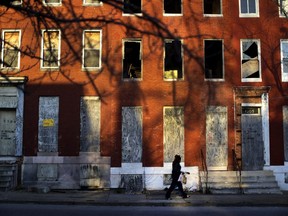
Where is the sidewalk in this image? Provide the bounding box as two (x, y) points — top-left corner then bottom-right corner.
(1, 189), (288, 207)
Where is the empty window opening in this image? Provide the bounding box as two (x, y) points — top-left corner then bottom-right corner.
(204, 40), (223, 79)
(123, 0), (141, 14)
(204, 0), (222, 15)
(123, 40), (142, 79)
(164, 40), (183, 80)
(164, 0), (182, 14)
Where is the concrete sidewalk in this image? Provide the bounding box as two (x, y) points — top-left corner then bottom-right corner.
(1, 189), (288, 207)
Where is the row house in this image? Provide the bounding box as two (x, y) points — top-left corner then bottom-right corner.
(0, 0), (288, 192)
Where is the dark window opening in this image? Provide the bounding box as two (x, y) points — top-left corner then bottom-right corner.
(164, 40), (183, 79)
(123, 0), (141, 14)
(204, 40), (223, 79)
(123, 41), (142, 79)
(164, 0), (182, 14)
(204, 0), (221, 14)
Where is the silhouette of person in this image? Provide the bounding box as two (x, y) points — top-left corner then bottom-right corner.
(165, 154), (189, 199)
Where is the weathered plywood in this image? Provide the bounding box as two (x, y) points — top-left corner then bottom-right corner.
(120, 174), (143, 193)
(164, 107), (184, 162)
(206, 106), (228, 169)
(80, 97), (100, 152)
(0, 110), (16, 155)
(38, 97), (59, 152)
(283, 106), (288, 161)
(122, 107), (142, 163)
(241, 114), (264, 170)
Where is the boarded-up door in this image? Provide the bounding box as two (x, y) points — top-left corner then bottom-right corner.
(0, 109), (16, 155)
(241, 110), (264, 170)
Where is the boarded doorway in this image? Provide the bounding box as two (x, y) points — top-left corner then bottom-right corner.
(241, 106), (264, 170)
(0, 109), (16, 155)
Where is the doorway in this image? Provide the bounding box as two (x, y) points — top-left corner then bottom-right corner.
(241, 106), (264, 170)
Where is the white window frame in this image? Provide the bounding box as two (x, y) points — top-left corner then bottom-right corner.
(163, 39), (184, 81)
(11, 0), (22, 5)
(122, 39), (142, 80)
(203, 0), (223, 17)
(82, 30), (102, 71)
(163, 0), (183, 16)
(281, 39), (288, 82)
(204, 39), (224, 81)
(43, 0), (62, 6)
(239, 0), (259, 17)
(1, 30), (21, 69)
(279, 0), (288, 17)
(41, 29), (61, 69)
(240, 39), (261, 82)
(83, 0), (102, 6)
(122, 0), (142, 16)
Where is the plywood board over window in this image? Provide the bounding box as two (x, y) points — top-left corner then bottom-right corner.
(164, 107), (184, 162)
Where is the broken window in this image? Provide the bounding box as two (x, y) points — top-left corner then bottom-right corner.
(164, 40), (183, 80)
(281, 40), (288, 81)
(83, 30), (101, 69)
(123, 0), (142, 14)
(204, 40), (223, 79)
(241, 39), (261, 81)
(239, 0), (259, 17)
(204, 0), (222, 15)
(123, 40), (142, 79)
(1, 30), (21, 68)
(164, 0), (182, 14)
(279, 0), (288, 17)
(41, 30), (60, 69)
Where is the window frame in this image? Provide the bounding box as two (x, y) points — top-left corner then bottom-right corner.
(240, 39), (261, 82)
(43, 0), (62, 6)
(82, 30), (102, 71)
(281, 39), (288, 82)
(239, 0), (259, 17)
(11, 0), (22, 5)
(203, 0), (223, 17)
(41, 29), (61, 70)
(163, 39), (184, 81)
(122, 0), (142, 16)
(122, 39), (142, 81)
(83, 0), (102, 6)
(204, 39), (224, 81)
(163, 0), (183, 16)
(1, 29), (21, 69)
(279, 0), (288, 17)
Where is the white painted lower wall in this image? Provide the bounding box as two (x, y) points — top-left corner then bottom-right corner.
(265, 162), (288, 191)
(110, 162), (199, 191)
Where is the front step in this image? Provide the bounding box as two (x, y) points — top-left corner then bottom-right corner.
(200, 170), (282, 194)
(0, 164), (18, 191)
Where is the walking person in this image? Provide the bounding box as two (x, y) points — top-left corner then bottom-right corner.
(165, 154), (190, 199)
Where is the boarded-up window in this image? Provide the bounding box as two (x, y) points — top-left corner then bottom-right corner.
(123, 40), (142, 79)
(281, 40), (288, 82)
(1, 30), (20, 68)
(164, 0), (182, 14)
(283, 106), (288, 161)
(123, 0), (141, 14)
(122, 107), (142, 163)
(83, 30), (101, 69)
(41, 30), (60, 68)
(164, 107), (184, 162)
(164, 40), (183, 80)
(80, 97), (101, 152)
(206, 106), (228, 169)
(38, 97), (59, 152)
(241, 40), (261, 81)
(204, 0), (222, 15)
(204, 40), (223, 79)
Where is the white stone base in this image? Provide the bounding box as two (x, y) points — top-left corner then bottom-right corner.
(264, 162), (288, 191)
